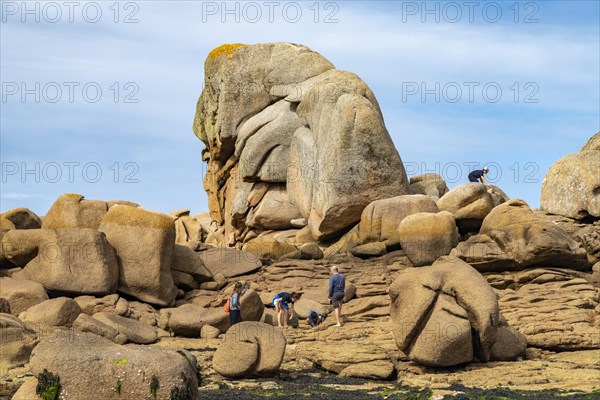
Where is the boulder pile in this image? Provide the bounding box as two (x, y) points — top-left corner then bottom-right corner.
(1, 44), (599, 398)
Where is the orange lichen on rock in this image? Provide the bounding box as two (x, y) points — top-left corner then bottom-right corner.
(208, 43), (246, 60)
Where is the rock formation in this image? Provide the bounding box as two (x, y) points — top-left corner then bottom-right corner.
(193, 42), (409, 247)
(389, 256), (501, 366)
(452, 199), (589, 272)
(212, 321), (286, 377)
(541, 131), (600, 220)
(1, 47), (599, 398)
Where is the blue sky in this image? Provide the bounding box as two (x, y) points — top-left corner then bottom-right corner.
(1, 1), (599, 216)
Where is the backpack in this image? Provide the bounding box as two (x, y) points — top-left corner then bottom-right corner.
(224, 298), (230, 313)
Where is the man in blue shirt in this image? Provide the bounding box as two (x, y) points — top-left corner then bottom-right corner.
(328, 266), (346, 327)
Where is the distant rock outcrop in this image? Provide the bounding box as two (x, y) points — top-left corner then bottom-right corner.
(193, 42), (409, 247)
(541, 131), (600, 220)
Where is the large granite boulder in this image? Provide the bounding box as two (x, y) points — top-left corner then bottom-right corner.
(199, 247), (262, 278)
(0, 277), (48, 315)
(29, 332), (199, 400)
(0, 207), (41, 230)
(397, 211), (459, 266)
(92, 312), (157, 344)
(541, 133), (600, 220)
(452, 199), (589, 272)
(0, 313), (38, 373)
(408, 173), (449, 199)
(20, 297), (81, 327)
(172, 244), (213, 283)
(43, 193), (108, 229)
(1, 228), (44, 267)
(325, 195), (439, 256)
(98, 205), (178, 306)
(389, 256), (500, 367)
(212, 322), (286, 378)
(194, 42), (409, 245)
(72, 313), (127, 344)
(11, 228), (119, 296)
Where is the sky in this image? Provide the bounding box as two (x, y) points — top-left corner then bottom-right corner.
(1, 0), (599, 216)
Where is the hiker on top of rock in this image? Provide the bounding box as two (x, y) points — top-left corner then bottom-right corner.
(229, 282), (243, 326)
(468, 167), (490, 185)
(272, 292), (301, 327)
(328, 266), (346, 327)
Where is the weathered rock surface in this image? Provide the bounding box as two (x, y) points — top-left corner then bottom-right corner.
(172, 244), (213, 282)
(389, 257), (500, 366)
(0, 313), (38, 373)
(580, 131), (600, 152)
(397, 211), (459, 266)
(296, 341), (395, 380)
(13, 228), (119, 296)
(0, 208), (41, 230)
(99, 205), (178, 306)
(326, 195), (439, 256)
(92, 312), (158, 344)
(541, 146), (600, 220)
(437, 183), (496, 232)
(243, 233), (298, 260)
(43, 193), (108, 229)
(72, 313), (127, 344)
(487, 268), (600, 350)
(408, 173), (449, 199)
(213, 322), (286, 377)
(199, 247), (262, 278)
(29, 332), (199, 400)
(74, 294), (129, 316)
(194, 42), (409, 246)
(535, 212), (600, 264)
(20, 297), (81, 327)
(1, 228), (44, 267)
(452, 199), (589, 272)
(0, 277), (48, 315)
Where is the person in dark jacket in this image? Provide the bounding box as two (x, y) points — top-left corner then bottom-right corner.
(229, 282), (243, 326)
(307, 310), (327, 328)
(328, 266), (346, 327)
(468, 167), (489, 184)
(272, 291), (300, 327)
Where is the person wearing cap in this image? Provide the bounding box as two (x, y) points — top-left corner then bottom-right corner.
(468, 167), (490, 184)
(328, 266), (346, 327)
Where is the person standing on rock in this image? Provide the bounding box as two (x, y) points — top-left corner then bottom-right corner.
(468, 167), (490, 184)
(328, 266), (346, 327)
(272, 292), (300, 327)
(229, 282), (243, 326)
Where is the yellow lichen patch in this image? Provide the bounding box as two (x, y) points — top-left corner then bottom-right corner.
(61, 193), (85, 202)
(100, 205), (174, 230)
(208, 43), (246, 60)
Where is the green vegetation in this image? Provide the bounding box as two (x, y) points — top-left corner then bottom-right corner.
(197, 373), (600, 400)
(150, 375), (159, 399)
(109, 357), (129, 367)
(114, 379), (122, 395)
(35, 369), (61, 400)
